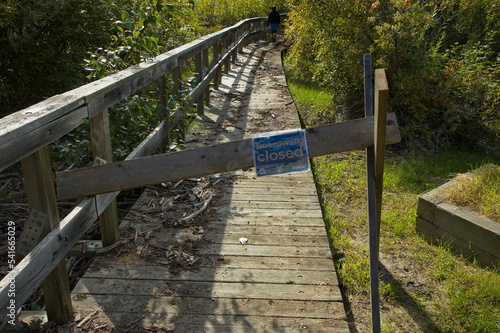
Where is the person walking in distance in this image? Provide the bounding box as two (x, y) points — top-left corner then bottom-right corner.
(268, 6), (280, 42)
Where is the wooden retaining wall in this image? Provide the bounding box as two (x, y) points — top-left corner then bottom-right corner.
(416, 167), (500, 268)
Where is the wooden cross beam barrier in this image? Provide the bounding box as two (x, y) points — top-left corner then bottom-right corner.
(56, 115), (401, 200)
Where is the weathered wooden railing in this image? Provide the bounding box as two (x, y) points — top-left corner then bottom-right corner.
(0, 16), (271, 328)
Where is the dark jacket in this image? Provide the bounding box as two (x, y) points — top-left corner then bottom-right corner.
(268, 10), (280, 24)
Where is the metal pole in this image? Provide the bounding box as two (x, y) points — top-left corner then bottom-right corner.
(364, 53), (381, 333)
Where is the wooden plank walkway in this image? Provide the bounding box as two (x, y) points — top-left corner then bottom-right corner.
(71, 40), (350, 332)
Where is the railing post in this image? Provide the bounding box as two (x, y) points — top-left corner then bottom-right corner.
(224, 35), (231, 74)
(157, 74), (169, 120)
(21, 146), (73, 324)
(217, 41), (223, 86)
(158, 74), (171, 151)
(238, 26), (243, 54)
(231, 30), (237, 64)
(203, 48), (210, 106)
(195, 53), (204, 115)
(172, 65), (185, 141)
(90, 109), (120, 246)
(213, 42), (220, 90)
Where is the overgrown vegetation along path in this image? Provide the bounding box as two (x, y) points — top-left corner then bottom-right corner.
(68, 40), (350, 332)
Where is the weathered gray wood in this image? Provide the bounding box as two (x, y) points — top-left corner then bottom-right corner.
(0, 94), (84, 144)
(0, 197), (97, 328)
(200, 255), (336, 271)
(213, 214), (322, 225)
(72, 295), (344, 319)
(224, 35), (231, 74)
(83, 266), (336, 284)
(217, 200), (321, 210)
(73, 278), (341, 300)
(210, 221), (329, 232)
(188, 40), (239, 103)
(56, 114), (400, 199)
(213, 42), (221, 90)
(90, 110), (120, 246)
(0, 104), (87, 172)
(374, 68), (389, 232)
(214, 207), (323, 218)
(224, 193), (321, 203)
(416, 216), (499, 267)
(203, 48), (210, 106)
(195, 52), (204, 115)
(195, 243), (331, 258)
(364, 54), (381, 333)
(119, 223), (328, 244)
(434, 202), (499, 258)
(66, 311), (349, 333)
(126, 116), (178, 160)
(20, 147), (73, 324)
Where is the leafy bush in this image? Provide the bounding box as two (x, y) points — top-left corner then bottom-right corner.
(194, 0), (288, 28)
(284, 0), (500, 154)
(0, 0), (111, 116)
(85, 0), (205, 80)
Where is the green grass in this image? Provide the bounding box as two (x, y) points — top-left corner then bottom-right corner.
(287, 81), (500, 332)
(444, 164), (500, 222)
(287, 80), (332, 127)
(314, 151), (500, 332)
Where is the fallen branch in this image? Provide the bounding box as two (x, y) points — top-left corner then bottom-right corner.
(0, 173), (18, 181)
(77, 310), (98, 328)
(95, 239), (128, 255)
(181, 194), (213, 221)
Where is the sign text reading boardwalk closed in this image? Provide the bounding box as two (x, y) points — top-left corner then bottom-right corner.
(252, 129), (310, 177)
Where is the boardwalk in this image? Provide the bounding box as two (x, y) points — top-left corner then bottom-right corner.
(71, 41), (350, 332)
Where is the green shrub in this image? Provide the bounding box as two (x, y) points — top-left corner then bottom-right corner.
(0, 0), (111, 116)
(284, 0), (500, 154)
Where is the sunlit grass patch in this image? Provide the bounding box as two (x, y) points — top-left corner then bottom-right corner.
(286, 80), (332, 127)
(444, 164), (500, 222)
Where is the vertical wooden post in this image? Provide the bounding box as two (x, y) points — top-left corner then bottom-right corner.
(203, 48), (210, 106)
(158, 74), (169, 120)
(195, 53), (204, 115)
(224, 35), (231, 74)
(231, 31), (237, 64)
(374, 69), (389, 235)
(172, 65), (182, 105)
(217, 41), (223, 86)
(158, 74), (171, 152)
(90, 110), (119, 246)
(238, 27), (244, 54)
(213, 42), (220, 90)
(172, 65), (185, 141)
(21, 147), (73, 324)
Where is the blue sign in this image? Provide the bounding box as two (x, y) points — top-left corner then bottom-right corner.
(252, 129), (310, 177)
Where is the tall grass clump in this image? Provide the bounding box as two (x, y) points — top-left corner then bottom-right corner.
(444, 164), (500, 222)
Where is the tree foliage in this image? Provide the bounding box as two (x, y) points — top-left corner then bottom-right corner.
(0, 0), (111, 116)
(85, 0), (205, 80)
(194, 0), (288, 28)
(284, 0), (500, 153)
